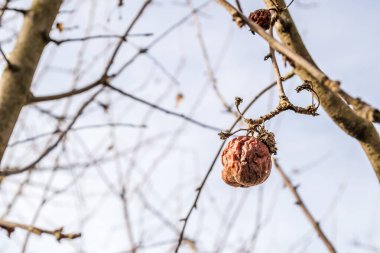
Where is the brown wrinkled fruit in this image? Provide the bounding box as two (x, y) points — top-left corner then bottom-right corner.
(249, 9), (271, 30)
(221, 136), (272, 187)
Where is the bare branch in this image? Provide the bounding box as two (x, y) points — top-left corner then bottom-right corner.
(335, 87), (380, 124)
(273, 158), (337, 253)
(111, 0), (212, 78)
(103, 0), (152, 75)
(0, 7), (27, 15)
(0, 88), (104, 177)
(246, 95), (318, 126)
(7, 122), (147, 148)
(106, 83), (222, 132)
(120, 186), (138, 253)
(0, 0), (63, 161)
(0, 219), (80, 241)
(216, 0), (380, 181)
(268, 24), (286, 98)
(48, 33), (153, 45)
(235, 0), (244, 13)
(0, 43), (17, 70)
(28, 79), (104, 103)
(174, 73), (295, 252)
(187, 0), (234, 114)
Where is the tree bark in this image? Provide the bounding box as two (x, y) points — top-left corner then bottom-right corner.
(264, 0), (380, 181)
(0, 0), (62, 162)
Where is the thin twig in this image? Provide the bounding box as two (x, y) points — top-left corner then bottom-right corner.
(111, 0), (212, 78)
(7, 122), (146, 148)
(0, 219), (80, 241)
(214, 191), (251, 252)
(29, 0), (152, 104)
(235, 0), (243, 13)
(264, 0), (380, 179)
(28, 79), (105, 103)
(273, 158), (337, 253)
(174, 73), (295, 252)
(31, 105), (68, 120)
(187, 0), (234, 113)
(21, 156), (62, 252)
(174, 140), (226, 253)
(0, 88), (104, 177)
(287, 0), (296, 8)
(144, 52), (181, 86)
(0, 43), (16, 69)
(120, 186), (138, 253)
(268, 24), (286, 98)
(215, 0), (327, 84)
(222, 0), (380, 124)
(1, 171), (33, 218)
(49, 33), (153, 45)
(0, 0), (12, 26)
(0, 7), (27, 15)
(106, 83), (222, 132)
(103, 0), (152, 75)
(245, 186), (264, 252)
(245, 94), (318, 126)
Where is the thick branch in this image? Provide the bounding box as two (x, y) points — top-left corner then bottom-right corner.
(337, 88), (380, 123)
(0, 0), (63, 162)
(216, 0), (380, 181)
(263, 0), (380, 181)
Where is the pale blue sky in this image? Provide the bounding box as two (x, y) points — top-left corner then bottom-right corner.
(0, 0), (379, 252)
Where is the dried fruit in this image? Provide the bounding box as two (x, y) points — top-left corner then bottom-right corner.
(221, 136), (272, 187)
(249, 9), (271, 30)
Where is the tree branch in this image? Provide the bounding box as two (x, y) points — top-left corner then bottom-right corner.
(268, 24), (286, 98)
(174, 73), (295, 252)
(7, 122), (146, 148)
(187, 0), (234, 114)
(216, 0), (380, 181)
(28, 79), (104, 103)
(335, 86), (380, 124)
(0, 88), (103, 177)
(0, 219), (80, 241)
(105, 83), (222, 132)
(0, 7), (28, 15)
(48, 33), (153, 45)
(0, 0), (63, 162)
(273, 158), (337, 253)
(0, 43), (17, 70)
(262, 0), (380, 181)
(103, 0), (152, 75)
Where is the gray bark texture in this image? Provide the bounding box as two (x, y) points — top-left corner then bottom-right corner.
(0, 0), (62, 162)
